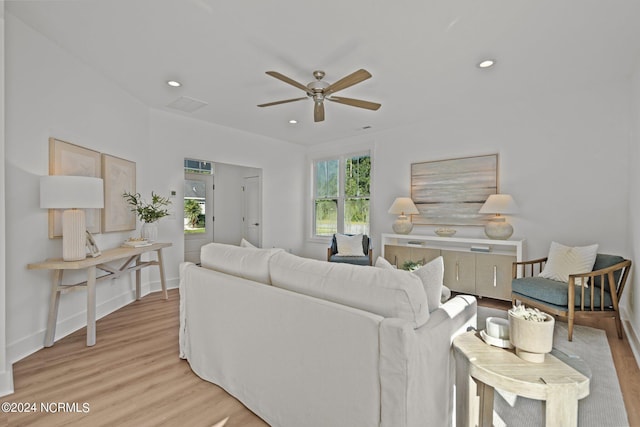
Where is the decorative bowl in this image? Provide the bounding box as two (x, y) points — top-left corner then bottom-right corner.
(435, 228), (456, 237)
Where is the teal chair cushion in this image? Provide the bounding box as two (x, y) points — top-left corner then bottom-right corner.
(328, 254), (371, 266)
(512, 276), (612, 308)
(592, 254), (625, 289)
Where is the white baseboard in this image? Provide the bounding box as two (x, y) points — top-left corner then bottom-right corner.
(7, 278), (179, 364)
(621, 306), (640, 368)
(0, 367), (14, 397)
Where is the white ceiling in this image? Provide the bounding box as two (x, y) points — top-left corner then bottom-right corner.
(7, 0), (640, 146)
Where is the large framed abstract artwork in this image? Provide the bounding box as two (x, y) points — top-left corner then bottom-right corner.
(102, 154), (136, 232)
(411, 154), (498, 226)
(48, 138), (102, 238)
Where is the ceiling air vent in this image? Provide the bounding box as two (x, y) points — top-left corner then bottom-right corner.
(166, 96), (208, 113)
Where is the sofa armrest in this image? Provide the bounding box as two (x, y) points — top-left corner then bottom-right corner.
(378, 295), (477, 427)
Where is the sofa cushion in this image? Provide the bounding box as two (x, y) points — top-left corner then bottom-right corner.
(411, 256), (444, 313)
(200, 242), (282, 285)
(270, 251), (430, 327)
(512, 276), (612, 308)
(539, 241), (598, 287)
(375, 256), (395, 269)
(240, 238), (256, 248)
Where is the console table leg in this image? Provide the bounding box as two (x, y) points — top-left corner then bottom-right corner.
(44, 269), (63, 347)
(476, 381), (495, 427)
(86, 266), (97, 347)
(545, 386), (578, 427)
(135, 255), (142, 300)
(157, 248), (168, 300)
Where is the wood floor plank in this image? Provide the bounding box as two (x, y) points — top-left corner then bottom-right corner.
(3, 290), (638, 426)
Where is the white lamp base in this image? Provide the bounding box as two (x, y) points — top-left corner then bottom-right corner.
(62, 209), (87, 261)
(392, 215), (414, 234)
(484, 217), (513, 240)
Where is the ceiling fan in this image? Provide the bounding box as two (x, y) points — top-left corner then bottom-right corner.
(257, 69), (381, 122)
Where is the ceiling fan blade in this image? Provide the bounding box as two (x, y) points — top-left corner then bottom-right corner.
(323, 69), (372, 96)
(257, 97), (307, 107)
(314, 101), (325, 122)
(265, 71), (311, 94)
(326, 96), (381, 111)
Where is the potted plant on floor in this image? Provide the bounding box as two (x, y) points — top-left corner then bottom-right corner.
(123, 191), (171, 242)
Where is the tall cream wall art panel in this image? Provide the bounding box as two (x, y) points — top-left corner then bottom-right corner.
(101, 154), (136, 232)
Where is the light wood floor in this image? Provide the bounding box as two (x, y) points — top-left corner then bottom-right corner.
(3, 290), (639, 426)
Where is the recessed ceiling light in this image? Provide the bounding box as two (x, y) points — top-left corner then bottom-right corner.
(289, 119), (298, 124)
(167, 80), (182, 87)
(477, 59), (496, 69)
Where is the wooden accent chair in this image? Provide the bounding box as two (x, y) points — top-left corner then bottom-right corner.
(327, 234), (373, 266)
(511, 254), (631, 341)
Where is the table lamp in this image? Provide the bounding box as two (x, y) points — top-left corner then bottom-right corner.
(40, 176), (104, 261)
(388, 197), (419, 234)
(478, 194), (519, 240)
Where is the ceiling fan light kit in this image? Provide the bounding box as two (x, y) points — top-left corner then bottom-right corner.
(258, 69), (381, 122)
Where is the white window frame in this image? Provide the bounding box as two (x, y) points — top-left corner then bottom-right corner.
(310, 150), (371, 240)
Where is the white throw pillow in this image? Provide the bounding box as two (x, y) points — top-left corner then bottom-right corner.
(375, 256), (395, 269)
(240, 238), (256, 248)
(411, 256), (444, 313)
(538, 241), (598, 287)
(336, 234), (364, 256)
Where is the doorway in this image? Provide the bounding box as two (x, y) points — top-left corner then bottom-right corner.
(183, 159), (263, 263)
(184, 159), (214, 264)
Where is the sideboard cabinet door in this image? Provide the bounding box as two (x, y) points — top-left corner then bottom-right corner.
(475, 254), (514, 300)
(442, 250), (476, 294)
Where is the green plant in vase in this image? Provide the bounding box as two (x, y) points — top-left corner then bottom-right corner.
(123, 191), (171, 241)
(401, 260), (423, 272)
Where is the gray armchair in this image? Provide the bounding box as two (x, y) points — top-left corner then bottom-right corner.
(511, 254), (631, 341)
(327, 234), (373, 266)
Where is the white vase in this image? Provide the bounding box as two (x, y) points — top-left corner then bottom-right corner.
(141, 222), (158, 242)
(508, 311), (555, 363)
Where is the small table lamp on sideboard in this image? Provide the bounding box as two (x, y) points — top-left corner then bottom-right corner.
(388, 197), (419, 234)
(40, 176), (104, 261)
(478, 194), (519, 240)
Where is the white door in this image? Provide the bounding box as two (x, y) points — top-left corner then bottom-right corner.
(184, 172), (214, 264)
(243, 176), (261, 247)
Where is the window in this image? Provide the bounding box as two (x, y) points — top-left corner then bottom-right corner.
(313, 152), (370, 237)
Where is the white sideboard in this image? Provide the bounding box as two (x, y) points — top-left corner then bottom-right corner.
(381, 233), (524, 301)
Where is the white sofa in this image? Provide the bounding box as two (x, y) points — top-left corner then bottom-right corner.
(179, 243), (477, 427)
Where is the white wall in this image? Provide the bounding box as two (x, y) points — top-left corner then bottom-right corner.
(305, 80), (632, 263)
(3, 12), (306, 374)
(0, 0), (12, 397)
(627, 63), (640, 360)
(148, 110), (305, 272)
(5, 14), (151, 363)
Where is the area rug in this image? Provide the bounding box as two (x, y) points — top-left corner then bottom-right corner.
(477, 307), (629, 427)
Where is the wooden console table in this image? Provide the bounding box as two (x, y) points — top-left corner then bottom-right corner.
(453, 331), (589, 427)
(27, 242), (171, 347)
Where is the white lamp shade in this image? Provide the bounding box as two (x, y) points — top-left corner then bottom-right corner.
(478, 194), (519, 215)
(40, 176), (104, 209)
(388, 197), (419, 215)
